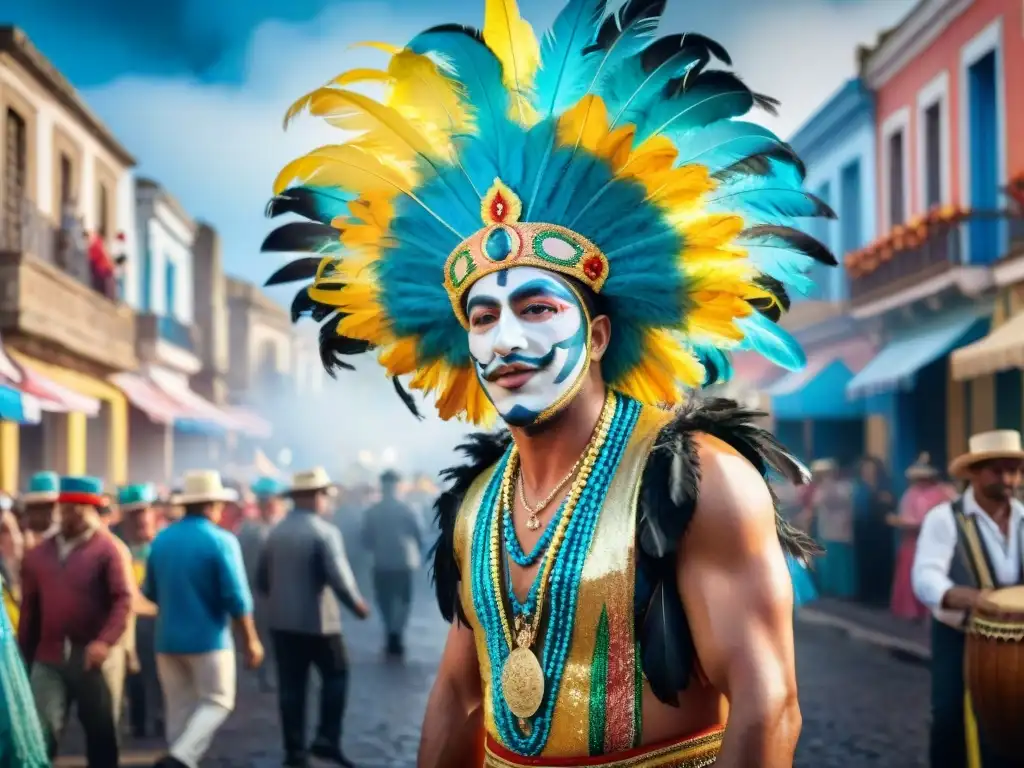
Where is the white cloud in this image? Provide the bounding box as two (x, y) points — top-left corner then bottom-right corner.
(78, 0), (912, 475)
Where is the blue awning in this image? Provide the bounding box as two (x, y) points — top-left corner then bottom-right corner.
(0, 384), (40, 424)
(770, 358), (863, 420)
(846, 308), (987, 399)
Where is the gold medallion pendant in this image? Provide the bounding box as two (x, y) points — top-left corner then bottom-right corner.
(501, 646), (545, 719)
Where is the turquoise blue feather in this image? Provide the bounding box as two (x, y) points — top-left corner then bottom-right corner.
(587, 0), (665, 94)
(691, 344), (733, 385)
(631, 71), (755, 142)
(533, 0), (607, 116)
(676, 121), (793, 174)
(735, 311), (805, 371)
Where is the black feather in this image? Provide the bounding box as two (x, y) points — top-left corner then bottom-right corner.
(290, 288), (317, 322)
(261, 222), (338, 253)
(749, 275), (791, 322)
(712, 146), (806, 182)
(754, 91), (781, 115)
(740, 224), (838, 265)
(587, 0), (666, 55)
(424, 22), (485, 44)
(676, 32), (731, 65)
(264, 186), (350, 224)
(316, 315), (375, 377)
(264, 257), (321, 287)
(635, 397), (818, 704)
(430, 431), (511, 624)
(391, 376), (423, 420)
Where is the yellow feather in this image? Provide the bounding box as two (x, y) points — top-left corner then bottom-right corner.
(378, 337), (419, 376)
(283, 69), (391, 128)
(347, 192), (394, 229)
(273, 144), (414, 197)
(436, 365), (476, 421)
(683, 214), (745, 248)
(614, 330), (698, 406)
(350, 41), (402, 55)
(621, 136), (677, 177)
(304, 88), (448, 162)
(642, 165), (715, 208)
(597, 125), (636, 173)
(464, 377), (496, 425)
(338, 309), (392, 344)
(410, 360), (445, 392)
(557, 95), (610, 152)
(385, 50), (471, 134)
(483, 0), (540, 99)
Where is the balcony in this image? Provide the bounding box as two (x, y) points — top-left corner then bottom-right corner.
(135, 313), (202, 375)
(0, 203), (136, 371)
(846, 210), (1023, 315)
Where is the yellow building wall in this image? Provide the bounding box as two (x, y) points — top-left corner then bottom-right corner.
(947, 361), (967, 466)
(0, 421), (19, 494)
(8, 351), (128, 485)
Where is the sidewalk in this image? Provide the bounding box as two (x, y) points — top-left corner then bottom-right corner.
(797, 597), (931, 663)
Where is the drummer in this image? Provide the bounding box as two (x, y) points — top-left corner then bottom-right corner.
(912, 429), (1024, 768)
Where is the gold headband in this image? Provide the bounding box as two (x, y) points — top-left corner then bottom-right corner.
(443, 179), (610, 329)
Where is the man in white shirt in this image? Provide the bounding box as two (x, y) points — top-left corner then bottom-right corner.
(912, 430), (1024, 768)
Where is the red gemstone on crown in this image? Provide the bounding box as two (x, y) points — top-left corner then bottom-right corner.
(583, 256), (604, 280)
(491, 192), (508, 222)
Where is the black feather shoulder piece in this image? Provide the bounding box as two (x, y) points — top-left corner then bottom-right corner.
(430, 430), (511, 625)
(636, 396), (817, 706)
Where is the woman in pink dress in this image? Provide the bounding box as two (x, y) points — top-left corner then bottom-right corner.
(888, 453), (957, 620)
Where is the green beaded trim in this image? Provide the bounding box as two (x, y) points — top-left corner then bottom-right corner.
(588, 606), (610, 755)
(448, 248), (476, 288)
(532, 229), (584, 267)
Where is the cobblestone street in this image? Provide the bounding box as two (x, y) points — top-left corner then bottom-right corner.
(59, 571), (932, 767)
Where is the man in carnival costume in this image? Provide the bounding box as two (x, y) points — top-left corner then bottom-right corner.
(264, 0), (832, 765)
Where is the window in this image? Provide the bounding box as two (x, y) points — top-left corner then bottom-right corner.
(839, 161), (863, 254)
(806, 182), (832, 300)
(924, 103), (942, 208)
(59, 153), (73, 207)
(3, 108), (27, 245)
(164, 256), (177, 315)
(141, 249), (152, 312)
(888, 130), (906, 226)
(97, 183), (109, 238)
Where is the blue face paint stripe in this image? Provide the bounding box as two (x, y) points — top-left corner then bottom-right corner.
(508, 278), (576, 305)
(552, 323), (588, 385)
(496, 270), (509, 287)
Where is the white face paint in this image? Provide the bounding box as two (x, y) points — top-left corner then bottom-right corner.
(465, 267), (590, 427)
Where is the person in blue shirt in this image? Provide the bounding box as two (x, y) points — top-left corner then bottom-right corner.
(143, 471), (264, 768)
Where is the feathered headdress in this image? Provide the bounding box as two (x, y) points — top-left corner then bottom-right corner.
(263, 0), (836, 425)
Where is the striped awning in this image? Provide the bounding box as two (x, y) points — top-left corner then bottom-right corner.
(109, 372), (182, 424)
(223, 406), (273, 439)
(149, 377), (235, 435)
(14, 361), (101, 416)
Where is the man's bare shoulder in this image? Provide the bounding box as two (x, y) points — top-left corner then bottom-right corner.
(687, 433), (777, 557)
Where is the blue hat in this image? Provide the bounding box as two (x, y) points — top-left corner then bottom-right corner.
(58, 476), (106, 507)
(251, 476), (286, 499)
(117, 483), (158, 511)
(21, 471), (60, 504)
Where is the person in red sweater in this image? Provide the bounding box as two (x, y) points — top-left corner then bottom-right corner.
(17, 475), (132, 767)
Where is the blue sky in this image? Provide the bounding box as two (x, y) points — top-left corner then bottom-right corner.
(1, 0), (916, 466)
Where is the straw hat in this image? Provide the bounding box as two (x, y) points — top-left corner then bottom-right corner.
(948, 430), (1024, 480)
(288, 467), (337, 496)
(809, 458), (837, 475)
(905, 452), (940, 481)
(171, 470), (239, 505)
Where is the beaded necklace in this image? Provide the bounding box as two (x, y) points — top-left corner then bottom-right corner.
(502, 488), (565, 568)
(469, 392), (641, 756)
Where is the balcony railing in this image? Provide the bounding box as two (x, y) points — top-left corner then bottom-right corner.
(0, 199), (90, 286)
(847, 211), (1024, 307)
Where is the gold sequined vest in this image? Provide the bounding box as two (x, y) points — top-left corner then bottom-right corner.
(453, 404), (674, 757)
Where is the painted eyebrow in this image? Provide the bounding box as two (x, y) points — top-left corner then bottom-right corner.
(509, 278), (575, 304)
(466, 295), (500, 314)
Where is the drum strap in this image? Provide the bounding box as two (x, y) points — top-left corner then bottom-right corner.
(952, 499), (997, 591)
(952, 499), (988, 768)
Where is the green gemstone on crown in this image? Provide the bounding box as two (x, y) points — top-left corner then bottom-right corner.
(533, 230), (584, 266)
(485, 227), (514, 261)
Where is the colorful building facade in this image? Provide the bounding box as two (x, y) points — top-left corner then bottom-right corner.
(763, 79), (881, 466)
(846, 0), (1023, 484)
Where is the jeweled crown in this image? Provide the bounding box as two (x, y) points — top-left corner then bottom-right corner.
(443, 179), (610, 328)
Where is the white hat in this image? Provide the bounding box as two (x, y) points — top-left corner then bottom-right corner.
(809, 458), (837, 474)
(288, 466), (337, 496)
(171, 470), (239, 505)
(948, 430), (1024, 480)
(905, 452), (940, 481)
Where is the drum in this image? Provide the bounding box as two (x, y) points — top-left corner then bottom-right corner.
(965, 585), (1024, 757)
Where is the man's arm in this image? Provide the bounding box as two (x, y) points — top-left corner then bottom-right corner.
(319, 527), (367, 616)
(216, 535), (262, 662)
(96, 545), (133, 648)
(678, 435), (800, 768)
(911, 505), (985, 612)
(417, 621), (483, 768)
(17, 556), (40, 665)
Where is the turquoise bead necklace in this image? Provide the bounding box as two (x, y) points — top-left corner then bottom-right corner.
(469, 392), (641, 756)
